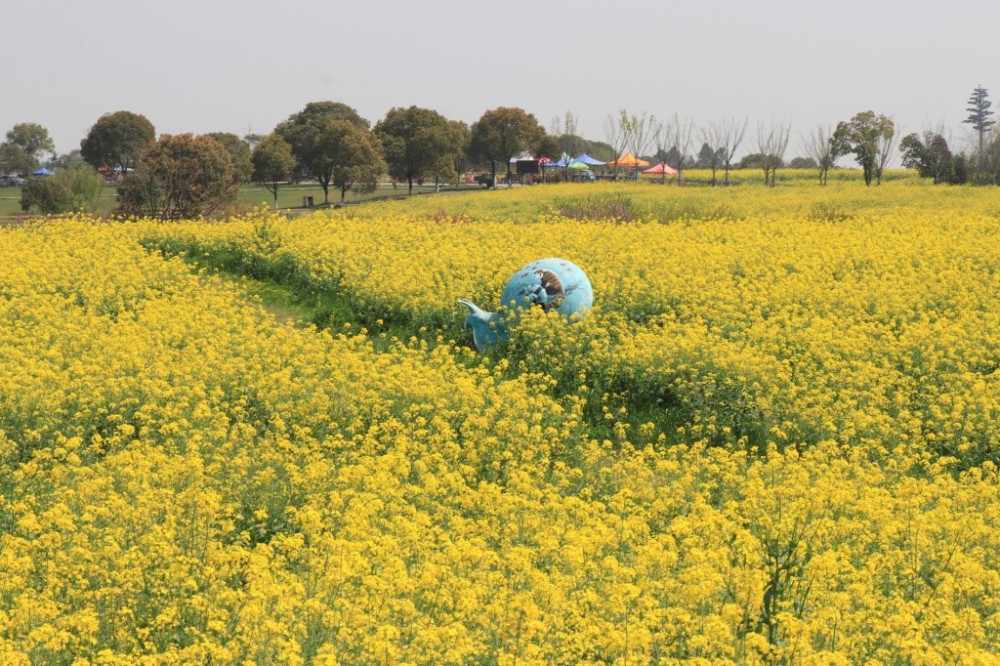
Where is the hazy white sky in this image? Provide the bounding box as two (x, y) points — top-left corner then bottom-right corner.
(5, 0), (1000, 159)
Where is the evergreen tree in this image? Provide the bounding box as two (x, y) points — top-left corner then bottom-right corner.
(963, 86), (995, 158)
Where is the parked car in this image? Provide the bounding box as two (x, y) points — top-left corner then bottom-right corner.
(2, 175), (25, 187)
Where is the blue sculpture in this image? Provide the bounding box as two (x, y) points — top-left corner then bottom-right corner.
(459, 258), (593, 351)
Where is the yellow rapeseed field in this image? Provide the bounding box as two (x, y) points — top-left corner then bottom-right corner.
(2, 178), (999, 664)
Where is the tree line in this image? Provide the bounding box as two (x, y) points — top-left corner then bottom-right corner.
(0, 103), (552, 217)
(1, 86), (998, 217)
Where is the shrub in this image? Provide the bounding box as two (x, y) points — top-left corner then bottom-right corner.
(20, 163), (104, 214)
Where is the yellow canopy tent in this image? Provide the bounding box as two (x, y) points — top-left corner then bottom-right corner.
(607, 152), (649, 168)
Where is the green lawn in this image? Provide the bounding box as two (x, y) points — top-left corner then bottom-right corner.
(0, 182), (484, 220)
(0, 188), (22, 217)
(240, 182), (481, 210)
(0, 186), (121, 219)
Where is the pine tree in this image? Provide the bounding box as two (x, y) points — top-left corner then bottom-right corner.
(963, 86), (995, 158)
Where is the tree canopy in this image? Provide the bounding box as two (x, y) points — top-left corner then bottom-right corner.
(444, 120), (471, 189)
(832, 111), (895, 186)
(468, 107), (545, 183)
(275, 101), (374, 203)
(117, 133), (238, 219)
(0, 143), (31, 177)
(208, 132), (253, 184)
(375, 106), (460, 195)
(252, 134), (297, 208)
(328, 122), (386, 202)
(5, 123), (55, 170)
(899, 132), (962, 184)
(80, 111), (156, 175)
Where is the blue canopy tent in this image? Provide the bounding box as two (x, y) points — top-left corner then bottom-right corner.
(570, 153), (606, 166)
(548, 152), (571, 168)
(31, 167), (53, 176)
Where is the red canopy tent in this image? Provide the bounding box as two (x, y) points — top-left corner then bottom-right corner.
(641, 162), (678, 175)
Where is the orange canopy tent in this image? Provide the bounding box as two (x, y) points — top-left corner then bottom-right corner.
(608, 152), (649, 168)
(642, 162), (678, 175)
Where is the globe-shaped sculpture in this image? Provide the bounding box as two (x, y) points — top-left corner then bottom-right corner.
(458, 258), (593, 352)
(500, 258), (593, 318)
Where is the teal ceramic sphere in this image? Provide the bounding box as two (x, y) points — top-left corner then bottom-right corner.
(500, 258), (593, 317)
(459, 258), (593, 352)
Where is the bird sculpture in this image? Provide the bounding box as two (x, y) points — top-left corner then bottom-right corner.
(457, 298), (504, 352)
(458, 258), (593, 352)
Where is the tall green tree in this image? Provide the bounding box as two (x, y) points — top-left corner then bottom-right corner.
(900, 131), (956, 184)
(328, 123), (386, 202)
(252, 134), (297, 208)
(80, 111), (156, 177)
(375, 106), (458, 195)
(275, 101), (370, 203)
(468, 107), (545, 185)
(534, 134), (561, 161)
(831, 111), (896, 186)
(117, 133), (238, 219)
(621, 110), (655, 179)
(445, 120), (471, 189)
(5, 123), (55, 170)
(0, 143), (31, 178)
(208, 132), (253, 184)
(963, 86), (995, 160)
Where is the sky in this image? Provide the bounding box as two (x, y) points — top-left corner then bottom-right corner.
(4, 0), (1000, 161)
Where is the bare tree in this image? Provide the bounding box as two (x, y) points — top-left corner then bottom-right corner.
(801, 125), (836, 185)
(668, 114), (695, 185)
(653, 114), (695, 184)
(551, 111), (581, 157)
(699, 124), (725, 185)
(604, 111), (630, 179)
(549, 115), (561, 137)
(563, 111), (579, 139)
(716, 116), (749, 185)
(652, 118), (669, 183)
(621, 110), (654, 179)
(754, 118), (791, 187)
(874, 117), (898, 186)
